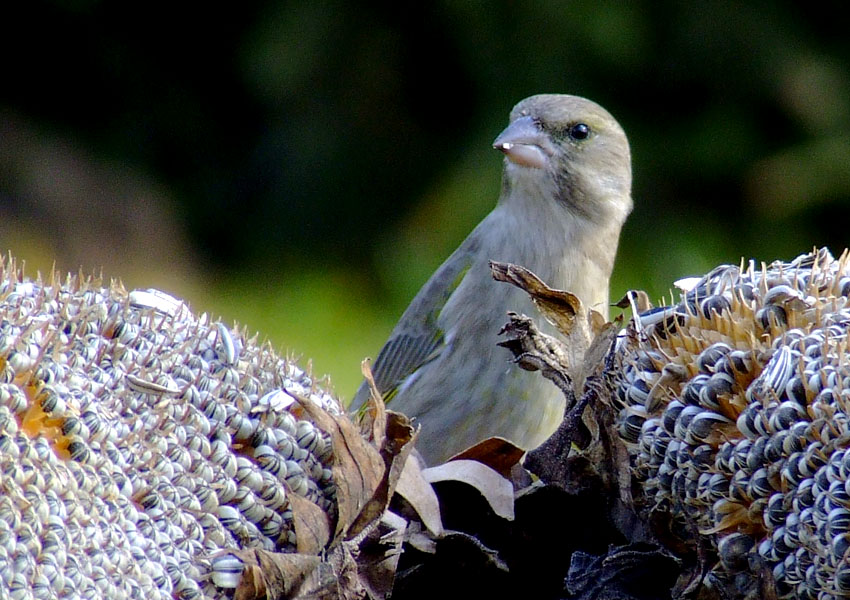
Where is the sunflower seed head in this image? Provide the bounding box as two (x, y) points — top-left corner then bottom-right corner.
(616, 248), (850, 598)
(0, 258), (341, 599)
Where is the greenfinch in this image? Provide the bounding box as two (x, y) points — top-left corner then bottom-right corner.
(352, 94), (633, 464)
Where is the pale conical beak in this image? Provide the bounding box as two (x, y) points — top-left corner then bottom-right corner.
(492, 115), (555, 169)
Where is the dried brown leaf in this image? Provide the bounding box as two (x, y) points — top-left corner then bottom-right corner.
(576, 317), (621, 391)
(449, 436), (525, 479)
(422, 459), (515, 521)
(345, 411), (417, 541)
(325, 543), (366, 600)
(288, 489), (333, 555)
(491, 261), (595, 385)
(497, 313), (573, 398)
(294, 394), (385, 543)
(395, 455), (443, 536)
(383, 410), (416, 459)
(356, 511), (408, 599)
(359, 359), (387, 448)
(232, 544), (367, 600)
(232, 549), (325, 600)
(406, 529), (438, 554)
(234, 559), (268, 600)
(490, 260), (581, 335)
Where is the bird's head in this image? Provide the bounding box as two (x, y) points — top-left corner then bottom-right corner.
(493, 94), (632, 223)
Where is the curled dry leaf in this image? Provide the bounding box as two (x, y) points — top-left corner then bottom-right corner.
(422, 459), (515, 521)
(491, 259), (609, 333)
(345, 408), (417, 599)
(383, 410), (417, 460)
(490, 260), (583, 333)
(395, 455), (444, 537)
(295, 392), (386, 542)
(491, 261), (600, 390)
(578, 317), (620, 391)
(233, 553), (270, 600)
(232, 393), (416, 600)
(232, 549), (329, 600)
(493, 260), (622, 397)
(288, 489), (333, 555)
(497, 313), (573, 398)
(448, 437), (525, 480)
(346, 410), (417, 541)
(356, 510), (408, 600)
(359, 359), (387, 447)
(404, 520), (438, 554)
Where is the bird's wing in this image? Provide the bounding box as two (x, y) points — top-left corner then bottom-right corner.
(349, 243), (477, 411)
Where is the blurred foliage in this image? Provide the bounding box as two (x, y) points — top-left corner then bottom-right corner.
(2, 0), (850, 398)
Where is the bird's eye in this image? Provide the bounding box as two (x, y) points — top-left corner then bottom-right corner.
(568, 123), (591, 141)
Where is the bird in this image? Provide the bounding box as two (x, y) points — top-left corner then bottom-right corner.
(350, 94), (633, 465)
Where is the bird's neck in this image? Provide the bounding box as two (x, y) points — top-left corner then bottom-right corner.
(488, 169), (630, 318)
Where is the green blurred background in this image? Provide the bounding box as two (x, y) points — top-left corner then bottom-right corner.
(3, 1), (850, 402)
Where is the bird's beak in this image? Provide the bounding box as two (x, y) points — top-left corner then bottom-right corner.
(492, 115), (555, 169)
